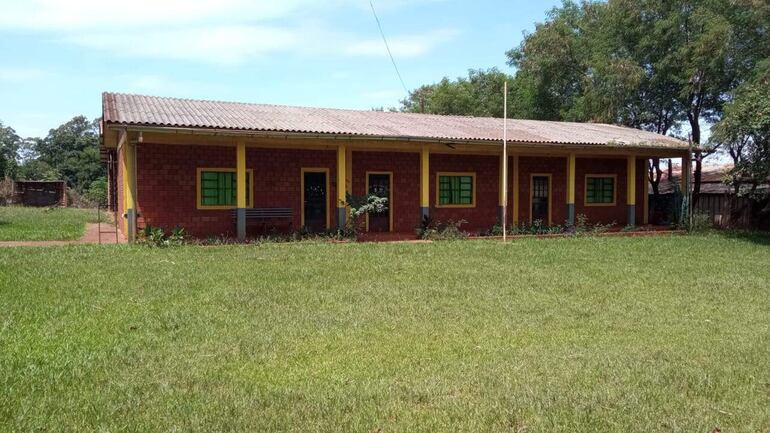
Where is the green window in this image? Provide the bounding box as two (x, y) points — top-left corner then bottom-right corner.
(586, 176), (615, 204)
(438, 174), (474, 206)
(199, 170), (250, 207)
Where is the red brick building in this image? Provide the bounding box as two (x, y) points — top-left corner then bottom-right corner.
(101, 93), (690, 241)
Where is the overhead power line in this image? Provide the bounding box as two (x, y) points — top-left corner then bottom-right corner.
(369, 0), (410, 95)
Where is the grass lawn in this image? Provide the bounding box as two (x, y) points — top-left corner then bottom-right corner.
(0, 234), (768, 432)
(0, 206), (102, 241)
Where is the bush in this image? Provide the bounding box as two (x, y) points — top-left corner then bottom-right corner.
(85, 177), (107, 207)
(684, 210), (714, 233)
(138, 225), (187, 247)
(417, 218), (468, 240)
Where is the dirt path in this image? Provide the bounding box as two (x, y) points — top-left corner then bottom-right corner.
(0, 223), (125, 247)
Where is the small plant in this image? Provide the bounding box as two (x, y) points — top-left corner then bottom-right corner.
(138, 225), (187, 247)
(339, 193), (389, 240)
(417, 218), (468, 240)
(416, 215), (438, 239)
(684, 210), (714, 233)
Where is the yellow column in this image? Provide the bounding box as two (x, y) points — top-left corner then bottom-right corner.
(420, 144), (430, 219)
(337, 144), (347, 229)
(512, 155), (519, 225)
(566, 153), (576, 225)
(121, 132), (137, 242)
(345, 147), (353, 196)
(627, 155), (637, 226)
(236, 141), (247, 241)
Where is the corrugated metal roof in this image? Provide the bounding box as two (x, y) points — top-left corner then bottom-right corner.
(102, 92), (688, 149)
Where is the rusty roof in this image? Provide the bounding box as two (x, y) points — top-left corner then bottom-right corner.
(102, 92), (687, 149)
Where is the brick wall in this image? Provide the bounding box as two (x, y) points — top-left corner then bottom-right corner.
(516, 156), (568, 226)
(574, 157), (629, 225)
(134, 143), (338, 237)
(122, 142), (650, 239)
(351, 151), (420, 232)
(430, 154), (499, 232)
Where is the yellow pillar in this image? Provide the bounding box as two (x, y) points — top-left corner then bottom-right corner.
(236, 141), (247, 241)
(512, 155), (519, 225)
(566, 153), (576, 225)
(337, 144), (347, 229)
(120, 131), (137, 242)
(345, 147), (353, 197)
(420, 144), (430, 220)
(627, 156), (637, 226)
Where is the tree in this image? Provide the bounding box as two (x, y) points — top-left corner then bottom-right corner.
(712, 60), (770, 203)
(35, 116), (103, 192)
(506, 0), (770, 205)
(400, 68), (515, 118)
(0, 121), (21, 179)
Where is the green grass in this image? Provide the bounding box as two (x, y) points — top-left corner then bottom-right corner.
(0, 234), (769, 432)
(0, 206), (102, 241)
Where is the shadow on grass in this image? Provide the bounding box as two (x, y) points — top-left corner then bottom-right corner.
(718, 230), (770, 246)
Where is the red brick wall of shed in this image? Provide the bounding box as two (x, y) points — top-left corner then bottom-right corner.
(429, 154), (499, 232)
(134, 143), (338, 238)
(351, 151), (420, 232)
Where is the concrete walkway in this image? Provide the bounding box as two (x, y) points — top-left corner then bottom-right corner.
(0, 223), (125, 247)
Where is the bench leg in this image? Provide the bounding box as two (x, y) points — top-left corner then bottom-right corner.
(237, 208), (246, 242)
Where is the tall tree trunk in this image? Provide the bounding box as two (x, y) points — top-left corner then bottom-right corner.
(648, 158), (662, 195)
(688, 115), (702, 208)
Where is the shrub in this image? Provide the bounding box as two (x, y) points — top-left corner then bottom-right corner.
(339, 193), (389, 240)
(138, 225), (187, 247)
(85, 177), (107, 207)
(684, 210), (714, 233)
(417, 218), (468, 240)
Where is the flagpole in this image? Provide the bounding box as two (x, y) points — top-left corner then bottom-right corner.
(502, 81), (508, 242)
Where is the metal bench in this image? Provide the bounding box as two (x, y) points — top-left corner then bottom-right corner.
(231, 208), (293, 221)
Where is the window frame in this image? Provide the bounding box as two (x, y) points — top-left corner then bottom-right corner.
(435, 171), (476, 208)
(196, 168), (254, 210)
(584, 174), (617, 207)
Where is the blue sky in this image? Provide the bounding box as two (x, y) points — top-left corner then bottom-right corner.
(0, 0), (561, 138)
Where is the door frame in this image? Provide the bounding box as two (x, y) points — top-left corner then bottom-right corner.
(300, 167), (330, 230)
(365, 171), (393, 232)
(529, 173), (552, 225)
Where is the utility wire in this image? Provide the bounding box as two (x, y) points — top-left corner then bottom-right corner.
(369, 0), (410, 95)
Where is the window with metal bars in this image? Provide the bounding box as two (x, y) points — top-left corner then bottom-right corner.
(438, 174), (474, 206)
(199, 170), (251, 208)
(585, 176), (615, 205)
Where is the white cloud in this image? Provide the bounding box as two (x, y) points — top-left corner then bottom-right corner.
(0, 0), (457, 65)
(68, 25), (299, 64)
(0, 0), (311, 31)
(344, 29), (458, 58)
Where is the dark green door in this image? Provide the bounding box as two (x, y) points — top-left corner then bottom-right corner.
(532, 176), (549, 223)
(303, 171), (327, 232)
(368, 173), (390, 232)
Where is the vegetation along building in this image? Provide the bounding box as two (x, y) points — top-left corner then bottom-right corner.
(100, 92), (690, 241)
